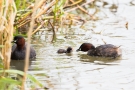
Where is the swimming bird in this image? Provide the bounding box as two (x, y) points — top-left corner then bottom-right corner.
(77, 43), (122, 58)
(11, 35), (36, 60)
(57, 47), (73, 54)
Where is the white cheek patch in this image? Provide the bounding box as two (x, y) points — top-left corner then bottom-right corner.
(14, 39), (18, 43)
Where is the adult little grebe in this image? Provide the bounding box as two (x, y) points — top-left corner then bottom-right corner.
(77, 43), (122, 58)
(11, 35), (36, 60)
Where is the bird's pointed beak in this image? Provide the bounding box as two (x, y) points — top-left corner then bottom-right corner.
(11, 40), (17, 43)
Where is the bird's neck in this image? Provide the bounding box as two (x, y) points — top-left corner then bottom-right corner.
(17, 44), (25, 50)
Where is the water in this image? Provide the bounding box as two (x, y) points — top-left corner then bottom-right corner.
(11, 0), (135, 90)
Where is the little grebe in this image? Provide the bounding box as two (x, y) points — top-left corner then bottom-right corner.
(11, 35), (36, 60)
(57, 47), (73, 54)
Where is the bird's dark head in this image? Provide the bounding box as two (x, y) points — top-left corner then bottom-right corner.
(12, 35), (25, 49)
(76, 43), (95, 52)
(66, 47), (73, 53)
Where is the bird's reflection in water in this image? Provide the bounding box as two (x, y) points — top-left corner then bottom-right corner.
(10, 59), (34, 71)
(10, 59), (35, 80)
(79, 54), (122, 65)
